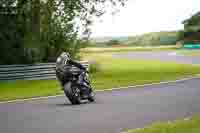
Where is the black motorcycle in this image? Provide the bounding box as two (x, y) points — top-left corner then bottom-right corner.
(56, 66), (95, 105)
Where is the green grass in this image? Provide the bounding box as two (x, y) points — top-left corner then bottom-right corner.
(81, 45), (180, 53)
(0, 80), (62, 101)
(92, 60), (200, 89)
(178, 50), (200, 56)
(86, 53), (200, 89)
(0, 52), (200, 101)
(125, 117), (200, 133)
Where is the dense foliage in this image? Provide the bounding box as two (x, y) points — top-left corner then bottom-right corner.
(0, 0), (127, 64)
(180, 11), (200, 44)
(126, 32), (178, 46)
(90, 31), (178, 47)
(106, 39), (121, 46)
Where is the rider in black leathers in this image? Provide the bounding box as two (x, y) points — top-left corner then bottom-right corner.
(55, 52), (88, 90)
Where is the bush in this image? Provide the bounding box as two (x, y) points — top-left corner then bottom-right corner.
(89, 61), (101, 73)
(106, 39), (121, 46)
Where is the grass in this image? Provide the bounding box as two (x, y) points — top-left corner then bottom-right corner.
(0, 80), (62, 101)
(178, 49), (200, 56)
(81, 45), (180, 53)
(0, 52), (200, 101)
(125, 117), (200, 133)
(84, 53), (200, 89)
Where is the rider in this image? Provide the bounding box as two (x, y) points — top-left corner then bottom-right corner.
(55, 52), (89, 90)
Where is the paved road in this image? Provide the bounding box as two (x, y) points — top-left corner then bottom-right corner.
(1, 77), (200, 133)
(113, 51), (200, 65)
(1, 51), (200, 133)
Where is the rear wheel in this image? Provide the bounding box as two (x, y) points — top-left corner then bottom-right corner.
(63, 83), (81, 105)
(71, 86), (81, 105)
(88, 91), (95, 102)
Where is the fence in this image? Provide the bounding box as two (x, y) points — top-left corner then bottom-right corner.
(183, 44), (200, 49)
(0, 61), (89, 81)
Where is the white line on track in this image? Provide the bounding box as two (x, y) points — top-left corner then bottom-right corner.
(0, 74), (200, 104)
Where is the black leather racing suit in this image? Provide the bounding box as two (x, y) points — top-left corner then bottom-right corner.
(56, 56), (87, 88)
(68, 60), (87, 71)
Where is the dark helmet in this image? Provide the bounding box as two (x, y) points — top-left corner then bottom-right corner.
(56, 52), (70, 65)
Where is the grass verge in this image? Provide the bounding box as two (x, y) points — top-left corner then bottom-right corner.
(0, 52), (200, 102)
(125, 117), (200, 133)
(178, 49), (200, 56)
(81, 45), (180, 53)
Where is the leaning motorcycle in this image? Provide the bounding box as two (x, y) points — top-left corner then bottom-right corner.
(55, 66), (95, 105)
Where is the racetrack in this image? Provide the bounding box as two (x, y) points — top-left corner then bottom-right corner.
(0, 51), (200, 133)
(113, 51), (200, 65)
(1, 77), (200, 133)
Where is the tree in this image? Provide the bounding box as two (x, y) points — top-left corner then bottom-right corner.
(0, 0), (127, 64)
(183, 11), (200, 28)
(0, 0), (29, 64)
(107, 39), (121, 46)
(181, 11), (200, 44)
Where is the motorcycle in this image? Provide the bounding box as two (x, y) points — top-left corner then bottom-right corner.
(56, 66), (95, 105)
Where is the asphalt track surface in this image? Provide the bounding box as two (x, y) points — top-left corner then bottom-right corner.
(0, 51), (200, 133)
(113, 51), (200, 65)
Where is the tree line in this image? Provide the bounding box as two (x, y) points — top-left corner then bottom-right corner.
(0, 0), (126, 64)
(178, 11), (200, 44)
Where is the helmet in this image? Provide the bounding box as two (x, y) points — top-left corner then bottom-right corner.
(56, 52), (71, 65)
(61, 52), (70, 59)
(61, 52), (70, 64)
